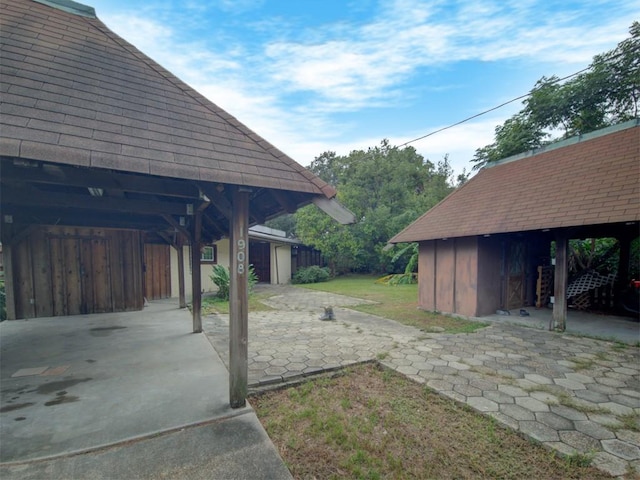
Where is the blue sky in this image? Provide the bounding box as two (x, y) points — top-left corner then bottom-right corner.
(88, 0), (638, 177)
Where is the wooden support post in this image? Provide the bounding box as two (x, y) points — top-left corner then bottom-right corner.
(229, 187), (250, 409)
(1, 221), (17, 320)
(3, 242), (17, 320)
(191, 211), (202, 333)
(618, 235), (632, 285)
(551, 234), (568, 332)
(177, 239), (187, 309)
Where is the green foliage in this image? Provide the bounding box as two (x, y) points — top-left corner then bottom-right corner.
(376, 243), (419, 285)
(472, 23), (639, 170)
(209, 264), (258, 300)
(296, 142), (464, 274)
(375, 273), (417, 285)
(292, 265), (331, 284)
(210, 264), (230, 299)
(0, 278), (6, 321)
(264, 213), (296, 237)
(568, 238), (619, 275)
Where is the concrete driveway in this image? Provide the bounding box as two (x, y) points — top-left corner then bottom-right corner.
(0, 301), (291, 479)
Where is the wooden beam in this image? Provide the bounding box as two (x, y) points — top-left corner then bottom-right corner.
(4, 185), (193, 217)
(3, 205), (170, 231)
(191, 211), (203, 333)
(199, 185), (233, 220)
(202, 212), (226, 239)
(551, 234), (568, 332)
(269, 189), (298, 213)
(1, 161), (201, 199)
(312, 196), (356, 224)
(177, 241), (187, 309)
(161, 214), (191, 241)
(229, 187), (250, 409)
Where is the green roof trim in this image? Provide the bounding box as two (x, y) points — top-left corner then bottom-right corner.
(33, 0), (96, 17)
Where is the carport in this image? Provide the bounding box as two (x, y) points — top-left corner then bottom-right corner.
(1, 0), (353, 409)
(0, 304), (293, 478)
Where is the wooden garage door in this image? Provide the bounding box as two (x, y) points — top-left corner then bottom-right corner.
(144, 244), (171, 300)
(11, 226), (144, 319)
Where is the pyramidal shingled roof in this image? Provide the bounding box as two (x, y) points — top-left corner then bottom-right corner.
(391, 121), (640, 243)
(0, 0), (336, 199)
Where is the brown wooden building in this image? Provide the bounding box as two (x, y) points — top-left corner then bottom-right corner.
(391, 121), (639, 329)
(0, 0), (353, 406)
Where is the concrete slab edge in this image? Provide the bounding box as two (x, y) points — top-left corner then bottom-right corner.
(0, 407), (254, 467)
(248, 360), (378, 396)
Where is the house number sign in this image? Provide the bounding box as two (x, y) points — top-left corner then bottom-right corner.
(236, 239), (246, 275)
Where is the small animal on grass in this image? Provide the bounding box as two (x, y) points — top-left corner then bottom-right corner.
(320, 306), (335, 321)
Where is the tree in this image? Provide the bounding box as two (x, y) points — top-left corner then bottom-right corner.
(471, 23), (639, 170)
(265, 213), (296, 237)
(295, 141), (463, 274)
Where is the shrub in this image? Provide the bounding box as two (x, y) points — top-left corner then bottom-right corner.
(210, 264), (258, 300)
(292, 265), (330, 284)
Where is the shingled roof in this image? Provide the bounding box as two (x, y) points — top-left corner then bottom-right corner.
(0, 0), (355, 243)
(391, 121), (640, 243)
(0, 0), (335, 198)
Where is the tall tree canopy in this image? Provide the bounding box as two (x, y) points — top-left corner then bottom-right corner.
(291, 141), (465, 274)
(472, 22), (639, 170)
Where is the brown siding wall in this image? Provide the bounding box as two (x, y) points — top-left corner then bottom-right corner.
(417, 241), (436, 311)
(418, 237), (481, 316)
(9, 226), (143, 319)
(476, 236), (503, 316)
(434, 240), (455, 313)
(454, 237), (479, 317)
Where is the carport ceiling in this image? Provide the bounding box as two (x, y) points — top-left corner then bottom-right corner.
(0, 157), (309, 243)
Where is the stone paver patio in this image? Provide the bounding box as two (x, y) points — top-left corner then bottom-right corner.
(203, 285), (640, 478)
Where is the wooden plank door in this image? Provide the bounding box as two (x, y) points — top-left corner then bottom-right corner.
(249, 241), (270, 283)
(49, 237), (83, 316)
(81, 238), (113, 313)
(143, 244), (171, 300)
(506, 240), (526, 310)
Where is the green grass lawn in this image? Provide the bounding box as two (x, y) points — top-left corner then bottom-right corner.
(201, 292), (274, 315)
(299, 274), (487, 334)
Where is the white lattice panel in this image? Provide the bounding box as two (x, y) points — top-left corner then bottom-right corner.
(567, 271), (616, 298)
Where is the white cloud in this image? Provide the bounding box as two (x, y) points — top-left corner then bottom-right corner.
(97, 1), (636, 179)
(261, 0), (633, 109)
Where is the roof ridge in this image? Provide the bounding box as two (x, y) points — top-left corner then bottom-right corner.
(33, 0), (95, 17)
(487, 118), (640, 169)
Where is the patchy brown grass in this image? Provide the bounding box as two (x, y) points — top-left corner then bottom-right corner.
(253, 363), (611, 480)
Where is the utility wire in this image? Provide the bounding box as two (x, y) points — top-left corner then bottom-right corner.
(398, 64), (595, 148)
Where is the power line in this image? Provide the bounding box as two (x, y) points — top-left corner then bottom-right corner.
(398, 65), (594, 148)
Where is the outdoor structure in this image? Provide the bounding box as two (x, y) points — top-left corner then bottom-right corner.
(160, 225), (319, 298)
(391, 121), (639, 330)
(0, 0), (353, 407)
